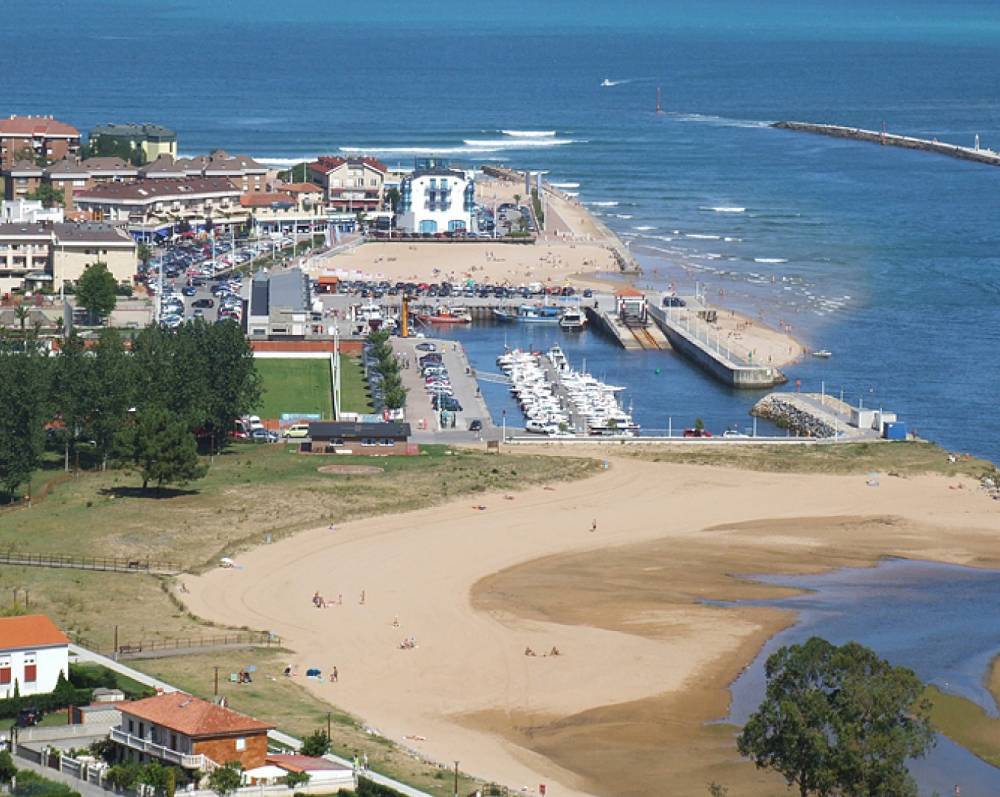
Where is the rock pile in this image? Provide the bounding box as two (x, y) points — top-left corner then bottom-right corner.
(751, 394), (835, 438)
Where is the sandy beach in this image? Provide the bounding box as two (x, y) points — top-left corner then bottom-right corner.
(183, 452), (1000, 796)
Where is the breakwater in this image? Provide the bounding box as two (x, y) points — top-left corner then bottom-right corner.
(773, 121), (1000, 167)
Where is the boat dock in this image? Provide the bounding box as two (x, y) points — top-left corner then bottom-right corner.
(537, 351), (589, 433)
(648, 299), (787, 389)
(752, 392), (884, 441)
(773, 121), (1000, 167)
(585, 305), (669, 351)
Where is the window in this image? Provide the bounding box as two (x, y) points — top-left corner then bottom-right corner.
(361, 437), (377, 447)
(171, 733), (177, 750)
(139, 722), (145, 738)
(23, 654), (36, 683)
(235, 738), (246, 751)
(128, 719), (135, 734)
(0, 658), (10, 685)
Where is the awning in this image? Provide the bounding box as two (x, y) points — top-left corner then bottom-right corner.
(243, 765), (287, 782)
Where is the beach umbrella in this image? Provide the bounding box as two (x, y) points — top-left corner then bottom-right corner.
(245, 665), (257, 672)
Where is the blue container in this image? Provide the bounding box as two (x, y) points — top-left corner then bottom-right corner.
(884, 421), (907, 441)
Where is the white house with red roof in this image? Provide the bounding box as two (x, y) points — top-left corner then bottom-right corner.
(0, 614), (69, 699)
(306, 155), (386, 212)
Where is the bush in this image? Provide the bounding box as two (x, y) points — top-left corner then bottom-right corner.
(299, 729), (331, 758)
(12, 770), (80, 797)
(356, 779), (406, 797)
(0, 672), (91, 719)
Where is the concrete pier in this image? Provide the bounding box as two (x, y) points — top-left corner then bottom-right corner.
(752, 392), (880, 441)
(648, 302), (787, 389)
(774, 121), (1000, 167)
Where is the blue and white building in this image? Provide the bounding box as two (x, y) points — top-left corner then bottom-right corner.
(396, 159), (476, 234)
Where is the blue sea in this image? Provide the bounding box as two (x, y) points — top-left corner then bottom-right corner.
(5, 0), (1000, 458)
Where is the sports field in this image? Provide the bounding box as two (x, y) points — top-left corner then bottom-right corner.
(255, 358), (333, 419)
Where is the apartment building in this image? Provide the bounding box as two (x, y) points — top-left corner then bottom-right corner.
(89, 123), (178, 162)
(0, 115), (81, 169)
(307, 155), (386, 212)
(396, 158), (476, 234)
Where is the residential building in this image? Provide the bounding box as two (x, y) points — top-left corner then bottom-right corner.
(0, 115), (81, 169)
(265, 755), (353, 789)
(396, 158), (476, 234)
(247, 267), (311, 338)
(0, 221), (136, 294)
(1, 198), (64, 224)
(303, 421), (413, 455)
(74, 177), (244, 237)
(0, 614), (69, 699)
(307, 156), (386, 212)
(2, 160), (44, 202)
(111, 691), (274, 776)
(88, 123), (178, 163)
(203, 151), (268, 194)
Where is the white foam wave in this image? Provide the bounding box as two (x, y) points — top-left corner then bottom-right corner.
(701, 206), (746, 213)
(588, 201), (619, 207)
(500, 130), (556, 138)
(686, 233), (721, 240)
(615, 214), (634, 219)
(601, 78), (631, 87)
(340, 144), (498, 156)
(550, 182), (580, 189)
(463, 137), (580, 149)
(564, 191), (579, 197)
(753, 257), (788, 264)
(633, 225), (656, 231)
(256, 157), (306, 168)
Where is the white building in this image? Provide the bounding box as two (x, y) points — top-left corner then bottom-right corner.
(0, 614), (69, 699)
(1, 198), (64, 224)
(396, 158), (476, 234)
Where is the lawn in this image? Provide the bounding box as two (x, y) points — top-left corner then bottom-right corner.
(255, 358), (333, 420)
(339, 355), (372, 415)
(627, 440), (995, 476)
(0, 444), (598, 649)
(141, 650), (482, 795)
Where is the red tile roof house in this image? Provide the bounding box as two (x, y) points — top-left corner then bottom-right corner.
(0, 614), (69, 699)
(0, 115), (81, 169)
(263, 754), (354, 789)
(306, 156), (387, 212)
(110, 692), (274, 781)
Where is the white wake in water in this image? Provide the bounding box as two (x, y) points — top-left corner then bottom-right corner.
(754, 257), (789, 264)
(500, 130), (557, 138)
(550, 182), (580, 188)
(672, 113), (772, 130)
(588, 201), (619, 207)
(463, 137), (580, 149)
(700, 206), (746, 213)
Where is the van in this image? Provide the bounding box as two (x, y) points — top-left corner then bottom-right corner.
(283, 423), (310, 439)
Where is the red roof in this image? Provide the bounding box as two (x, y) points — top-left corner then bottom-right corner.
(615, 288), (645, 298)
(267, 755), (349, 773)
(240, 191), (293, 208)
(0, 115), (80, 138)
(120, 693), (274, 738)
(0, 615), (69, 649)
(307, 155), (386, 175)
(280, 182), (323, 194)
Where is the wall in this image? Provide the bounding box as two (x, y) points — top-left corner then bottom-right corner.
(53, 245), (136, 287)
(0, 644), (68, 698)
(194, 732), (268, 770)
(306, 440), (412, 456)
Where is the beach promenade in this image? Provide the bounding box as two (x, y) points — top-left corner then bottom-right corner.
(181, 455), (1000, 797)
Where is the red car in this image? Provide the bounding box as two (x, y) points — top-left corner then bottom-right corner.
(683, 428), (713, 438)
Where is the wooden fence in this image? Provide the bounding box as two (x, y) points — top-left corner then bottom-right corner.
(0, 550), (182, 575)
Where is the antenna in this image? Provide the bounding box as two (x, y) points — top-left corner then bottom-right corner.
(655, 86), (665, 115)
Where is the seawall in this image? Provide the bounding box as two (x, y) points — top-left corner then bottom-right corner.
(773, 121), (1000, 167)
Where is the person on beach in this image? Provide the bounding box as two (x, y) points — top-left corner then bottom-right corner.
(331, 666), (338, 682)
(591, 518), (597, 532)
(360, 589), (366, 605)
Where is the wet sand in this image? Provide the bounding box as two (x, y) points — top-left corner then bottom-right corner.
(182, 456), (1000, 796)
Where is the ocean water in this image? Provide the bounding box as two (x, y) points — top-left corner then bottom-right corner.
(727, 560), (1000, 796)
(4, 0), (1000, 459)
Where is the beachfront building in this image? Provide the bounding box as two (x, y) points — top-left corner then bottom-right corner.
(110, 692), (274, 777)
(303, 421), (413, 455)
(0, 221), (137, 294)
(0, 115), (81, 169)
(139, 152), (269, 195)
(396, 158), (476, 235)
(88, 123), (178, 164)
(242, 184), (327, 236)
(307, 156), (387, 212)
(74, 177), (245, 238)
(0, 614), (69, 699)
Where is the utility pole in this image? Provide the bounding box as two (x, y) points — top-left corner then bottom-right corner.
(453, 761), (459, 797)
(327, 712), (332, 740)
(214, 666), (219, 696)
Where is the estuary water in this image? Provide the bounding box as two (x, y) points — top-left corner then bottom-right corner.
(3, 0), (999, 458)
(727, 559), (1000, 796)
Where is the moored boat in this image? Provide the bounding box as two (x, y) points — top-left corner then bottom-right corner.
(419, 306), (472, 324)
(559, 308), (587, 330)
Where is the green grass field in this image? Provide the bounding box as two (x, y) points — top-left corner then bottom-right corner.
(255, 358), (334, 420)
(339, 355), (373, 414)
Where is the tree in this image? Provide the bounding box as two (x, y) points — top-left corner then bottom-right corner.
(52, 333), (96, 472)
(694, 417), (705, 432)
(0, 750), (16, 784)
(27, 182), (65, 208)
(0, 337), (50, 501)
(75, 262), (118, 322)
(300, 729), (331, 758)
(207, 762), (242, 797)
(737, 637), (934, 797)
(90, 329), (135, 470)
(114, 406), (208, 494)
(385, 187), (401, 212)
(283, 771), (310, 789)
(513, 193), (521, 207)
(137, 243), (153, 270)
(202, 321), (261, 453)
(140, 761), (178, 797)
(106, 762), (143, 790)
(14, 304), (30, 332)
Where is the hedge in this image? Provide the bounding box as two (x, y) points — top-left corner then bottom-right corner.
(0, 673), (91, 720)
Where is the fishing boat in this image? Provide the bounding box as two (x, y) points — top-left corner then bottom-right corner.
(559, 308), (587, 330)
(493, 304), (562, 324)
(418, 306), (471, 324)
(812, 349), (833, 359)
(601, 78), (614, 87)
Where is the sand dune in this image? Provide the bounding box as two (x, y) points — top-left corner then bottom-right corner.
(183, 456), (1000, 796)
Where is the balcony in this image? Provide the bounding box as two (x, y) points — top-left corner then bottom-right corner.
(110, 728), (212, 770)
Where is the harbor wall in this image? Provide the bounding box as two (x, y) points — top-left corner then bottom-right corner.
(647, 304), (785, 388)
(773, 121), (1000, 167)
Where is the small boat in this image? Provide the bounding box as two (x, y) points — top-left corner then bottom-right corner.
(559, 308), (587, 330)
(418, 306), (471, 324)
(601, 78), (614, 87)
(812, 349), (833, 359)
(493, 304), (562, 324)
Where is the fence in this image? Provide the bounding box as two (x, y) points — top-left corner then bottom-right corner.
(0, 550), (182, 576)
(79, 632), (281, 659)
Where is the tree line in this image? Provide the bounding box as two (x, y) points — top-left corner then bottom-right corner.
(0, 319), (261, 501)
(366, 329), (407, 410)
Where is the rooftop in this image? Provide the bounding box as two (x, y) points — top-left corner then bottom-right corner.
(120, 692), (274, 738)
(0, 115), (80, 138)
(76, 177), (239, 202)
(0, 614), (69, 649)
(268, 267), (308, 312)
(308, 421), (411, 438)
(53, 222), (134, 245)
(240, 192), (294, 208)
(90, 123), (176, 140)
(266, 755), (350, 773)
(279, 182), (323, 194)
(308, 155), (387, 175)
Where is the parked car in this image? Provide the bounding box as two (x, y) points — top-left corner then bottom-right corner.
(181, 285), (198, 296)
(682, 428), (713, 438)
(282, 423), (310, 439)
(192, 298), (215, 309)
(16, 707), (42, 727)
(251, 428), (279, 443)
(468, 419), (483, 432)
(415, 342), (436, 352)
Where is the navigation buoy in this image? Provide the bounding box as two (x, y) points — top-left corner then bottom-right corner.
(655, 368), (662, 375)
